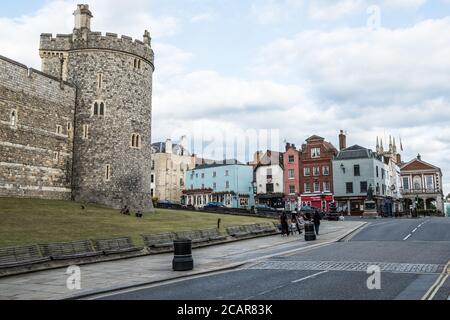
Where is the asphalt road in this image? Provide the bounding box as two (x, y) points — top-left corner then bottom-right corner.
(95, 217), (450, 300)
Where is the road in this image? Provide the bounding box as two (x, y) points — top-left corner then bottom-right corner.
(94, 217), (450, 300)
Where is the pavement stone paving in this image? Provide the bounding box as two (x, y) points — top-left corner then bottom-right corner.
(0, 220), (364, 300)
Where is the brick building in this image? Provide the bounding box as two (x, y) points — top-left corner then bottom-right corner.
(283, 143), (301, 211)
(299, 135), (338, 212)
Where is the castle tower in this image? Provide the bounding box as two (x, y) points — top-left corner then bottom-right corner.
(39, 5), (155, 212)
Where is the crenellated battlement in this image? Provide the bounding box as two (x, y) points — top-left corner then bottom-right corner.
(39, 30), (154, 64)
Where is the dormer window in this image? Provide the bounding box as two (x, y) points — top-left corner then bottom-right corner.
(311, 147), (321, 158)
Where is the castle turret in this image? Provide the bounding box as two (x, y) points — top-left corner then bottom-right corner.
(40, 5), (155, 212)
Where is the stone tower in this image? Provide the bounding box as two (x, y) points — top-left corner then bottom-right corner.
(39, 4), (155, 211)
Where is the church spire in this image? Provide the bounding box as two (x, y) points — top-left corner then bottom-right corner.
(376, 136), (380, 154)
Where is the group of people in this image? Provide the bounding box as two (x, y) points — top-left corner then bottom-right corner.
(279, 209), (322, 237)
(120, 205), (143, 218)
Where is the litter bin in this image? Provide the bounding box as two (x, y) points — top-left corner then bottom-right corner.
(304, 222), (316, 241)
(173, 238), (194, 271)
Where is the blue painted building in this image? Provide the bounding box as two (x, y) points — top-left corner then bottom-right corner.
(182, 163), (255, 209)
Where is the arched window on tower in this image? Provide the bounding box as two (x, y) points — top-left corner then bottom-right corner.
(99, 102), (105, 116)
(131, 134), (141, 149)
(136, 135), (140, 148)
(93, 102), (99, 116)
(138, 60), (141, 70)
(10, 110), (17, 127)
(134, 59), (137, 69)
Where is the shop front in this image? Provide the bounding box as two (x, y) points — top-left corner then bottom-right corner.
(300, 194), (334, 212)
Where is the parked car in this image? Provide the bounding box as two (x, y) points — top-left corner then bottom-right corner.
(254, 204), (277, 213)
(157, 200), (178, 209)
(203, 202), (226, 209)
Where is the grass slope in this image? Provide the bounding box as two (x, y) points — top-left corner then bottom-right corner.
(0, 198), (275, 247)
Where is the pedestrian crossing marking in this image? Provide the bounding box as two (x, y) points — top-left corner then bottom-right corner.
(247, 260), (443, 274)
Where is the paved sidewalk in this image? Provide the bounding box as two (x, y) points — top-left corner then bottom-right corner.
(0, 221), (365, 300)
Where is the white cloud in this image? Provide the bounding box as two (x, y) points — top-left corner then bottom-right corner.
(0, 0), (179, 68)
(190, 13), (215, 23)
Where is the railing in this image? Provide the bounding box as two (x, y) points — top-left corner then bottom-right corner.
(400, 188), (441, 195)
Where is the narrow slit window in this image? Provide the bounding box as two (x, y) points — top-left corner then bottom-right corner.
(99, 102), (105, 116)
(97, 73), (103, 89)
(134, 59), (137, 69)
(105, 165), (111, 181)
(131, 134), (136, 147)
(83, 125), (89, 140)
(138, 60), (141, 69)
(56, 125), (62, 134)
(10, 110), (17, 127)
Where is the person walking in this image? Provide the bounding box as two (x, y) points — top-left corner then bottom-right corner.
(280, 212), (290, 237)
(313, 209), (322, 236)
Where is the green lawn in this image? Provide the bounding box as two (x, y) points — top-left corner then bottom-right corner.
(0, 198), (276, 248)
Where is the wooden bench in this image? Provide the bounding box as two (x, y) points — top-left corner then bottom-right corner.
(176, 230), (210, 247)
(257, 223), (278, 234)
(243, 224), (266, 235)
(226, 226), (251, 238)
(0, 245), (50, 269)
(200, 229), (228, 242)
(39, 240), (101, 260)
(93, 237), (142, 255)
(142, 233), (176, 251)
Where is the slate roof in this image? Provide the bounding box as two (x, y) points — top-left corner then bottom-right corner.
(335, 145), (374, 160)
(151, 142), (190, 156)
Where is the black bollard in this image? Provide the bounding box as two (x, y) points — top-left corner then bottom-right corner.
(304, 222), (316, 241)
(173, 238), (194, 271)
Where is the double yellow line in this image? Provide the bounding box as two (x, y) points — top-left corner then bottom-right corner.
(422, 260), (450, 300)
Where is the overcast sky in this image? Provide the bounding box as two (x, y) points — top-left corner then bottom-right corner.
(1, 0), (450, 194)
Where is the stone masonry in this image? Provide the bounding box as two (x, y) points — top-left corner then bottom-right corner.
(0, 4), (155, 212)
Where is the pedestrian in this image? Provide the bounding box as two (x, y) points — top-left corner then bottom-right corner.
(280, 212), (290, 237)
(313, 209), (322, 236)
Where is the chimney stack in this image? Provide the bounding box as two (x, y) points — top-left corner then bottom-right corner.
(74, 4), (93, 30)
(396, 153), (402, 164)
(165, 139), (173, 154)
(339, 130), (347, 151)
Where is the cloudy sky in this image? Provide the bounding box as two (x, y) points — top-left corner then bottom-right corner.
(1, 0), (450, 194)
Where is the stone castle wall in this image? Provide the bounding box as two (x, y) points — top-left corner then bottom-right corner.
(0, 55), (76, 200)
(39, 28), (155, 211)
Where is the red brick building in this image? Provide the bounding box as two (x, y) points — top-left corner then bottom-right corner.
(299, 135), (338, 212)
(283, 143), (301, 211)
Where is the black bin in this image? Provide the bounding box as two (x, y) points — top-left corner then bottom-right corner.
(173, 238), (194, 271)
(304, 222), (316, 242)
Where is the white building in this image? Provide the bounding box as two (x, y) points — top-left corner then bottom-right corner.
(254, 151), (284, 209)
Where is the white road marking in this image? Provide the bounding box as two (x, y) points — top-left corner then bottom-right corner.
(403, 234), (412, 241)
(292, 271), (329, 283)
(412, 228), (418, 233)
(422, 260), (450, 300)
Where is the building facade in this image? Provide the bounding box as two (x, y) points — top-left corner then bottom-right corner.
(182, 163), (255, 209)
(1, 5), (155, 211)
(375, 136), (403, 215)
(151, 137), (196, 203)
(283, 143), (301, 211)
(299, 135), (338, 212)
(333, 145), (389, 215)
(254, 151), (284, 209)
(400, 154), (444, 214)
